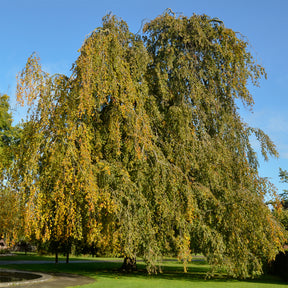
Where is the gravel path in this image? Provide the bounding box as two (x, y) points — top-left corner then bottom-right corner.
(0, 261), (100, 288)
(0, 271), (95, 288)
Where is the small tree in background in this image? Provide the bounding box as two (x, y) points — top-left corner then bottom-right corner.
(276, 168), (288, 230)
(0, 94), (21, 246)
(268, 168), (288, 281)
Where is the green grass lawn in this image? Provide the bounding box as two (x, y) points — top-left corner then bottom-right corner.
(0, 253), (287, 288)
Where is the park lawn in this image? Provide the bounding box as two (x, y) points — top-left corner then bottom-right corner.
(0, 255), (287, 288)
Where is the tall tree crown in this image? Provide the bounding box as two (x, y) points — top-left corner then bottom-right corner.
(14, 11), (286, 278)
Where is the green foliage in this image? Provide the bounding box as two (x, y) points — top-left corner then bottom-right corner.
(0, 94), (16, 173)
(13, 11), (286, 279)
(279, 168), (288, 202)
(276, 168), (288, 230)
(142, 11), (284, 278)
(277, 210), (288, 231)
(279, 168), (288, 183)
(0, 94), (22, 245)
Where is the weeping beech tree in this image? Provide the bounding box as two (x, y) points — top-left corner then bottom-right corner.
(14, 11), (286, 278)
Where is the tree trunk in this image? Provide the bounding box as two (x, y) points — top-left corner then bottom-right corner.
(55, 250), (59, 264)
(121, 257), (137, 272)
(66, 251), (70, 264)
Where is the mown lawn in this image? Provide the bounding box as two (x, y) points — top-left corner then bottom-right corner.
(0, 253), (287, 288)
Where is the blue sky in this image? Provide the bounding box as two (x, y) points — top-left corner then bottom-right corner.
(1, 0), (288, 193)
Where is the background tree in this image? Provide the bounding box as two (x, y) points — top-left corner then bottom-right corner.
(277, 168), (288, 230)
(0, 94), (21, 245)
(279, 168), (288, 203)
(14, 11), (286, 278)
(0, 94), (18, 174)
(268, 168), (288, 281)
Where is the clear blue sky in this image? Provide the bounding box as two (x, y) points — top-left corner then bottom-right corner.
(1, 0), (287, 193)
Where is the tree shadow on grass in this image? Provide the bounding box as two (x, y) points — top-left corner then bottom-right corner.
(2, 260), (287, 286)
(88, 261), (287, 286)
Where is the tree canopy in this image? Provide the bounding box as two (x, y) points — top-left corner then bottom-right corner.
(276, 168), (288, 230)
(14, 11), (286, 278)
(0, 94), (15, 173)
(0, 94), (21, 243)
(279, 168), (288, 202)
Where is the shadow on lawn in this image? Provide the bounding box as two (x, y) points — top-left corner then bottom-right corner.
(1, 259), (286, 286)
(84, 261), (287, 286)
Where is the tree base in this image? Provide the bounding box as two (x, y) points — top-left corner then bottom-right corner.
(121, 257), (137, 272)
